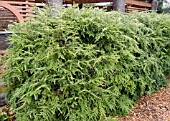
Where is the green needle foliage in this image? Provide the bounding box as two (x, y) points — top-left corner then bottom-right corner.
(2, 7), (170, 121)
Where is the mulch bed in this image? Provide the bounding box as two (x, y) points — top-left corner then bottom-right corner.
(116, 79), (170, 121)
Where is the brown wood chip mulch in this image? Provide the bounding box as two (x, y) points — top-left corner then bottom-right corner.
(116, 79), (170, 121)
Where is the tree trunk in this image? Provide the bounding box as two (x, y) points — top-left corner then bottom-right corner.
(151, 0), (158, 12)
(46, 0), (63, 16)
(46, 0), (63, 8)
(114, 0), (125, 12)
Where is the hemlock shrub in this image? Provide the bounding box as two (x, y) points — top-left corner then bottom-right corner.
(2, 7), (170, 121)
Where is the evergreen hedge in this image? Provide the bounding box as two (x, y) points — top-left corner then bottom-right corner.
(2, 7), (170, 121)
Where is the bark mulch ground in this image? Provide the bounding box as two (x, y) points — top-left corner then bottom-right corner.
(116, 79), (170, 121)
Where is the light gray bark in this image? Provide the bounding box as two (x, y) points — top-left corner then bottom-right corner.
(46, 0), (63, 8)
(46, 0), (63, 16)
(114, 0), (125, 12)
(151, 0), (158, 12)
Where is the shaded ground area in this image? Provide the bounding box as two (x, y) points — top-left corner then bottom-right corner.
(117, 79), (170, 121)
